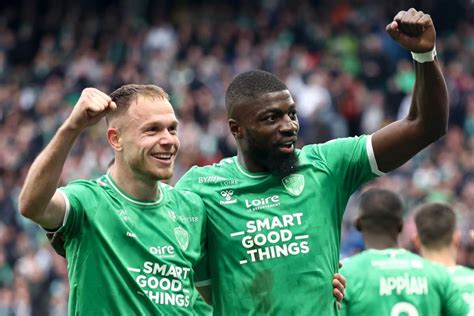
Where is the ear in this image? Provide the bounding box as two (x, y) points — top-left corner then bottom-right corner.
(413, 235), (421, 251)
(453, 231), (461, 248)
(229, 119), (242, 139)
(107, 128), (123, 152)
(355, 218), (362, 231)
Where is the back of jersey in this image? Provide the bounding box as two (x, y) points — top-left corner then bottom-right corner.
(448, 265), (474, 315)
(341, 248), (468, 316)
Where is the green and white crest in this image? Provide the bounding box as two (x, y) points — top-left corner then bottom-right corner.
(282, 174), (305, 196)
(174, 226), (189, 251)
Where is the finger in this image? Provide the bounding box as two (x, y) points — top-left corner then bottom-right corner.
(108, 101), (117, 111)
(337, 301), (342, 310)
(407, 11), (425, 36)
(386, 21), (400, 41)
(398, 8), (418, 35)
(336, 273), (347, 287)
(393, 10), (406, 24)
(92, 89), (112, 104)
(418, 14), (433, 29)
(334, 277), (346, 292)
(333, 287), (343, 302)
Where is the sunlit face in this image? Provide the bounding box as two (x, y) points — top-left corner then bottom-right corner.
(237, 90), (300, 175)
(118, 96), (180, 182)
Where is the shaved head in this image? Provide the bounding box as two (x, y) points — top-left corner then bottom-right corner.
(225, 70), (288, 118)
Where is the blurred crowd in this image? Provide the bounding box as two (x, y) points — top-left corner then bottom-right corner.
(0, 0), (473, 314)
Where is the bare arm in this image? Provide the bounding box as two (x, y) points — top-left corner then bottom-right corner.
(372, 8), (448, 172)
(18, 88), (116, 229)
(197, 285), (212, 305)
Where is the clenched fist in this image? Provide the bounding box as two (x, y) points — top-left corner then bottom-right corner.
(65, 88), (117, 131)
(386, 8), (436, 53)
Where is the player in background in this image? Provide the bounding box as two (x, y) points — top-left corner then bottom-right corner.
(18, 84), (207, 315)
(340, 189), (468, 316)
(176, 8), (450, 315)
(415, 203), (474, 315)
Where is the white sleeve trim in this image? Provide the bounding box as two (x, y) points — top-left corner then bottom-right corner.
(195, 279), (212, 287)
(41, 190), (70, 233)
(366, 134), (386, 176)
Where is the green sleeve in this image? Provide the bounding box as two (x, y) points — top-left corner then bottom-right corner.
(316, 135), (379, 194)
(57, 179), (99, 238)
(441, 269), (470, 316)
(175, 166), (197, 192)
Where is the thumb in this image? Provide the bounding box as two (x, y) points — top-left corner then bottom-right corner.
(386, 21), (400, 41)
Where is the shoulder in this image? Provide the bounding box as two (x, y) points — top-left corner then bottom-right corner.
(178, 157), (238, 186)
(59, 176), (107, 196)
(341, 251), (369, 271)
(164, 183), (203, 203)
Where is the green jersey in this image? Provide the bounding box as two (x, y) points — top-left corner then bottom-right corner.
(176, 135), (379, 315)
(57, 174), (206, 315)
(448, 265), (474, 315)
(340, 248), (469, 316)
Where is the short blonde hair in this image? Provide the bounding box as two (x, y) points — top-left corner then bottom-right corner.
(106, 84), (169, 126)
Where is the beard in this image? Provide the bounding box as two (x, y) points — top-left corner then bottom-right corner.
(246, 132), (299, 177)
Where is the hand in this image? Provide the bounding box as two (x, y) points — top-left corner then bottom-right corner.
(65, 88), (117, 131)
(386, 8), (436, 53)
(333, 272), (346, 310)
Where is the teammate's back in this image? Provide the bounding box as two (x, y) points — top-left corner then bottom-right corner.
(341, 189), (468, 316)
(341, 248), (468, 316)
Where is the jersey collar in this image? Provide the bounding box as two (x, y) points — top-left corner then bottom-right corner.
(105, 174), (164, 206)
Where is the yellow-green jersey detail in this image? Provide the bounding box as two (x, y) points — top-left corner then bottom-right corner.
(58, 175), (207, 315)
(340, 248), (469, 316)
(448, 265), (474, 315)
(176, 135), (380, 315)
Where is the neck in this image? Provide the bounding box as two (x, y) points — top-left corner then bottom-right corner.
(237, 151), (266, 173)
(109, 164), (159, 201)
(419, 246), (457, 267)
(363, 233), (398, 250)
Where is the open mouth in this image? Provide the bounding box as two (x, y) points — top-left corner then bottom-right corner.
(151, 153), (173, 164)
(277, 140), (295, 153)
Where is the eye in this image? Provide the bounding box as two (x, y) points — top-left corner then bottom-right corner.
(289, 111), (297, 120)
(145, 127), (158, 134)
(264, 114), (277, 122)
(168, 126), (178, 135)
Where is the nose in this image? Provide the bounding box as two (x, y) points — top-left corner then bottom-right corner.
(280, 115), (299, 134)
(158, 130), (175, 147)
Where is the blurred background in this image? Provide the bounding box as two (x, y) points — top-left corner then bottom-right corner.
(0, 0), (473, 314)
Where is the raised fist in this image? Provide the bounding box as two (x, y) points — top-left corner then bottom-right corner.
(386, 8), (436, 53)
(65, 88), (117, 130)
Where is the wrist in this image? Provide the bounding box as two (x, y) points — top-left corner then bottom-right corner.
(411, 46), (437, 63)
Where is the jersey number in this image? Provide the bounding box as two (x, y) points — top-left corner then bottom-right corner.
(391, 302), (419, 316)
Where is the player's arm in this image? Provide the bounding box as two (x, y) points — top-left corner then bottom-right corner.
(197, 285), (212, 305)
(372, 8), (448, 173)
(18, 88), (116, 229)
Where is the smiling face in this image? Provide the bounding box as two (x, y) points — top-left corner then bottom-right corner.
(231, 90), (300, 175)
(113, 95), (180, 182)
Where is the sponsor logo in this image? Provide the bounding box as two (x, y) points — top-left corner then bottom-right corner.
(174, 227), (189, 251)
(149, 245), (175, 257)
(220, 190), (237, 205)
(167, 210), (177, 222)
(126, 231), (137, 238)
(198, 176), (239, 186)
(244, 195), (280, 212)
(167, 209), (199, 223)
(229, 213), (310, 264)
(282, 174), (305, 196)
(115, 209), (130, 221)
